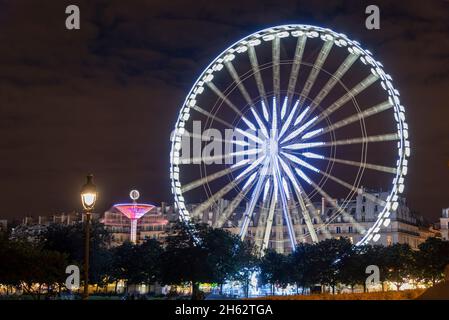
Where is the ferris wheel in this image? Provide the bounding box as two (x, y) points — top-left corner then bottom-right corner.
(169, 25), (410, 253)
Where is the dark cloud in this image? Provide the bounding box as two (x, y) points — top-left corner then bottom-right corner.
(0, 0), (448, 221)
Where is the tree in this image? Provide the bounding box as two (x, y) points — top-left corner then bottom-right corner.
(339, 244), (388, 292)
(414, 237), (449, 286)
(259, 249), (290, 294)
(315, 238), (353, 294)
(137, 238), (163, 287)
(41, 221), (112, 288)
(384, 243), (414, 290)
(230, 240), (259, 298)
(159, 222), (211, 299)
(0, 237), (67, 299)
(160, 221), (256, 299)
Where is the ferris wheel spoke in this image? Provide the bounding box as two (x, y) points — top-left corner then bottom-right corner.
(250, 107), (269, 139)
(283, 133), (399, 150)
(278, 99), (300, 139)
(299, 41), (333, 104)
(261, 182), (278, 252)
(278, 157), (319, 242)
(225, 61), (255, 109)
(294, 168), (366, 234)
(302, 152), (398, 175)
(248, 46), (269, 107)
(235, 155), (266, 181)
(191, 105), (234, 128)
(213, 178), (256, 228)
(191, 164), (261, 219)
(206, 81), (243, 116)
(292, 152), (388, 207)
(281, 115), (317, 144)
(183, 148), (262, 164)
(303, 100), (393, 139)
(181, 164), (244, 193)
(286, 35), (307, 106)
(303, 73), (379, 128)
(239, 160), (271, 240)
(191, 179), (238, 218)
(272, 36), (281, 102)
(306, 53), (360, 119)
(274, 158), (297, 248)
(187, 131), (249, 147)
(236, 127), (264, 145)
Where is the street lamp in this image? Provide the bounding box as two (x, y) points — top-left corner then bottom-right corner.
(80, 174), (97, 300)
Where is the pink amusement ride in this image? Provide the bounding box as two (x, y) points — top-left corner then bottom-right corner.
(113, 189), (155, 243)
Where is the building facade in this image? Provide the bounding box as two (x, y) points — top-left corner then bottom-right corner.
(440, 208), (449, 241)
(191, 189), (440, 253)
(4, 192), (441, 252)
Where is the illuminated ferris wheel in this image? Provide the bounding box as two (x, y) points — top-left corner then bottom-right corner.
(169, 25), (410, 253)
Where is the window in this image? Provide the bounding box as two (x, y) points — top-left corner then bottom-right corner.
(374, 205), (378, 212)
(348, 226), (353, 233)
(362, 196), (366, 203)
(387, 236), (393, 246)
(336, 227), (341, 234)
(362, 205), (366, 213)
(361, 215), (365, 222)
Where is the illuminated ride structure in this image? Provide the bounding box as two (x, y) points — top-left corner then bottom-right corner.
(114, 190), (155, 243)
(169, 25), (410, 255)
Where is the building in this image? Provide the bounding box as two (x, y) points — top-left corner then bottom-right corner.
(191, 189), (439, 253)
(440, 208), (449, 240)
(9, 212), (100, 242)
(4, 191), (440, 252)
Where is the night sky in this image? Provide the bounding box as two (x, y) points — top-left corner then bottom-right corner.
(0, 0), (448, 222)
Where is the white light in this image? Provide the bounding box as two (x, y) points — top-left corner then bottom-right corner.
(204, 74), (214, 82)
(236, 128), (263, 144)
(301, 128), (323, 140)
(82, 193), (96, 207)
(282, 177), (290, 200)
(231, 159), (250, 168)
(282, 116), (318, 144)
(294, 168), (312, 185)
(282, 152), (320, 173)
(248, 39), (261, 46)
(392, 201), (399, 211)
(261, 100), (270, 122)
(241, 116), (257, 131)
(293, 106), (310, 126)
(236, 156), (264, 180)
(277, 31), (289, 38)
(302, 152), (324, 159)
(372, 234), (381, 242)
(242, 172), (257, 190)
(383, 219), (391, 227)
(281, 97), (288, 119)
(263, 180), (270, 202)
(279, 100), (299, 139)
(250, 108), (269, 138)
(236, 45), (247, 53)
(262, 34), (275, 41)
(272, 96), (277, 131)
(283, 141), (324, 150)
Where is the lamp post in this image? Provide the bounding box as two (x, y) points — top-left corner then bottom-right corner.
(80, 174), (97, 300)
